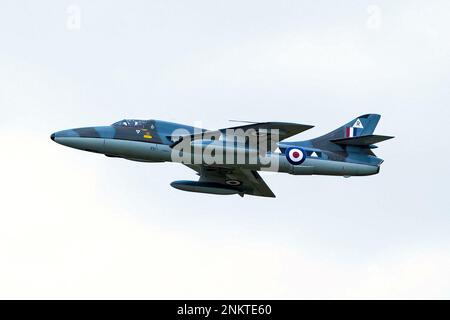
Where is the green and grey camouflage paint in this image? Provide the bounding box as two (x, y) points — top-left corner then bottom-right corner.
(51, 114), (393, 197)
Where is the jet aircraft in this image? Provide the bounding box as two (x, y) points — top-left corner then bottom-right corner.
(51, 114), (393, 198)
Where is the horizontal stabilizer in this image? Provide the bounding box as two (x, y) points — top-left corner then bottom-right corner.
(331, 134), (394, 146)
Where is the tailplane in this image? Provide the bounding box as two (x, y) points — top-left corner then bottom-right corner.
(331, 134), (393, 146)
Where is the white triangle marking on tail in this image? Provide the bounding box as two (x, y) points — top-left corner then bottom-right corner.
(353, 119), (364, 129)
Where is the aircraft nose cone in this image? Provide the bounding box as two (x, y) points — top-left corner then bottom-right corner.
(50, 133), (55, 141)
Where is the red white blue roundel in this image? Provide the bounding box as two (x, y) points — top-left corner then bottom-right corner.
(285, 147), (306, 165)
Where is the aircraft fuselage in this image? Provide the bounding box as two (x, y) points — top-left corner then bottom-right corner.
(51, 121), (379, 177)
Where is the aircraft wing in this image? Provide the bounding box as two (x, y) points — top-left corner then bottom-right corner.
(220, 122), (314, 141)
(185, 165), (276, 198)
(171, 122), (314, 151)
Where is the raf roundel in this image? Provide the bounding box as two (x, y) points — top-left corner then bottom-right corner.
(225, 180), (242, 186)
(285, 147), (306, 165)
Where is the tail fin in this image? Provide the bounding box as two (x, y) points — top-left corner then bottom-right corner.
(279, 114), (393, 165)
(280, 114), (393, 161)
(307, 114), (393, 158)
(316, 114), (382, 141)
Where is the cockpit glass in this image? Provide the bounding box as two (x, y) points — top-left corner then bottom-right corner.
(112, 119), (147, 127)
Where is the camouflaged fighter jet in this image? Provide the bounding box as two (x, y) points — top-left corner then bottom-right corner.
(51, 114), (393, 198)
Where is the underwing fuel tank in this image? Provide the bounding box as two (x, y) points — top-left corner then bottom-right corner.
(170, 180), (239, 195)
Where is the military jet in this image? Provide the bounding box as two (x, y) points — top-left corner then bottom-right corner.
(51, 114), (393, 198)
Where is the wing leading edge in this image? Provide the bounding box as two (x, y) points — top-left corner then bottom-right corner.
(171, 121), (313, 149)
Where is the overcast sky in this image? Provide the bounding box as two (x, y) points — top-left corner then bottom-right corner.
(0, 0), (449, 299)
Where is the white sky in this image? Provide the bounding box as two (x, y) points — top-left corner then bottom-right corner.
(0, 0), (449, 299)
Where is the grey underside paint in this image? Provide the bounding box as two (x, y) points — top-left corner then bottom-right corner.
(55, 137), (378, 176)
(55, 137), (170, 162)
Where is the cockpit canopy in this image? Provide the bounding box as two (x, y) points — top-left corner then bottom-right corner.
(111, 119), (200, 140)
(112, 119), (148, 127)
